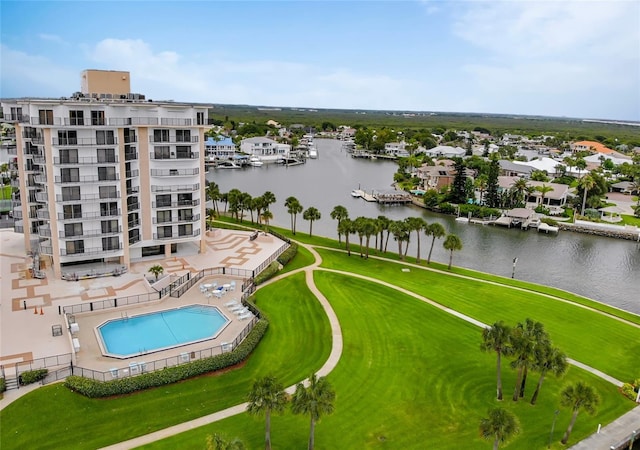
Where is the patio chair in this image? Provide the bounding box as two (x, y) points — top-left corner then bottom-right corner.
(224, 300), (238, 307)
(235, 308), (249, 315)
(214, 290), (223, 299)
(109, 368), (119, 379)
(238, 312), (253, 320)
(229, 281), (236, 291)
(229, 304), (244, 312)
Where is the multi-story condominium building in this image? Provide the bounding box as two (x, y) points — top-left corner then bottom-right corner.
(1, 70), (211, 278)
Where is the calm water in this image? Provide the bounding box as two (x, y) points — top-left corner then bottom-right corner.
(207, 139), (640, 314)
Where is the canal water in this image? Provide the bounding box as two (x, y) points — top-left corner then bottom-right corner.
(207, 139), (640, 315)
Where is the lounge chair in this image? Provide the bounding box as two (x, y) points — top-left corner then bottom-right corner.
(238, 312), (253, 320)
(224, 300), (238, 307)
(229, 304), (244, 312)
(234, 308), (249, 315)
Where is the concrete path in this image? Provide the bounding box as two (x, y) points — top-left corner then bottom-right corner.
(569, 405), (640, 450)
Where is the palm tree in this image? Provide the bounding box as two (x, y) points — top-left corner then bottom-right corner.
(481, 321), (513, 401)
(535, 184), (553, 207)
(560, 382), (600, 445)
(377, 215), (391, 252)
(303, 207), (321, 237)
(511, 178), (528, 207)
(443, 234), (462, 270)
(479, 407), (520, 450)
(475, 174), (488, 205)
(246, 376), (288, 450)
(361, 218), (377, 259)
(579, 175), (595, 216)
(330, 205), (349, 244)
(389, 220), (409, 260)
(206, 181), (221, 216)
(425, 222), (445, 264)
(206, 433), (246, 450)
(353, 216), (367, 257)
(260, 210), (273, 231)
(563, 156), (575, 176)
(510, 319), (548, 401)
(575, 157), (587, 178)
(238, 192), (252, 222)
(405, 217), (426, 263)
(262, 191), (276, 212)
(530, 343), (568, 405)
(338, 218), (355, 256)
(285, 196), (303, 235)
(148, 264), (164, 281)
(291, 373), (336, 450)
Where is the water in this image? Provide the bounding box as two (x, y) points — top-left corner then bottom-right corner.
(98, 305), (228, 357)
(207, 139), (640, 314)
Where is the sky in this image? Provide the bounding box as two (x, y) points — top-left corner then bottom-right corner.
(1, 0), (639, 121)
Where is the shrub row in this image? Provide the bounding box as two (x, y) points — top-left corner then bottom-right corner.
(64, 319), (269, 398)
(276, 242), (298, 266)
(254, 261), (280, 286)
(19, 369), (48, 385)
(458, 204), (501, 219)
(540, 217), (559, 226)
(0, 377), (5, 393)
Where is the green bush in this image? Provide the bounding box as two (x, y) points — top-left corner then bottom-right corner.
(19, 369), (48, 385)
(276, 242), (298, 266)
(437, 202), (456, 215)
(458, 204), (501, 219)
(584, 208), (600, 220)
(0, 377), (6, 393)
(540, 217), (559, 226)
(64, 319), (269, 398)
(254, 261), (280, 285)
(534, 205), (550, 215)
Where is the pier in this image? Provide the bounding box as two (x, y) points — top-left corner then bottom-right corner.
(351, 189), (412, 204)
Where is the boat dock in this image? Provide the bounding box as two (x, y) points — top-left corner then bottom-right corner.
(351, 189), (377, 202)
(351, 189), (412, 204)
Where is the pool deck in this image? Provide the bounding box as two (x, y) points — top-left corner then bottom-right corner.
(0, 227), (286, 382)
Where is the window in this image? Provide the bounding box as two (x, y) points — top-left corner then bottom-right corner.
(157, 210), (172, 223)
(175, 129), (191, 142)
(156, 194), (171, 207)
(153, 129), (169, 142)
(100, 202), (118, 217)
(64, 223), (83, 237)
(101, 220), (118, 234)
(97, 148), (115, 163)
(62, 186), (81, 201)
(129, 228), (140, 244)
(123, 128), (136, 143)
(38, 109), (53, 125)
(69, 110), (84, 126)
(197, 112), (205, 125)
(178, 224), (193, 236)
(102, 236), (119, 251)
(96, 130), (115, 145)
(176, 146), (191, 159)
(158, 226), (172, 238)
(178, 209), (192, 221)
(63, 204), (82, 220)
(177, 193), (192, 206)
(11, 107), (23, 120)
(60, 168), (79, 183)
(66, 240), (84, 255)
(128, 212), (140, 228)
(59, 149), (78, 164)
(91, 110), (105, 126)
(154, 146), (170, 159)
(57, 130), (78, 146)
(98, 166), (116, 181)
(99, 185), (117, 199)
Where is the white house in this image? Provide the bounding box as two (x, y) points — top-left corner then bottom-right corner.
(384, 141), (409, 157)
(240, 136), (290, 162)
(424, 145), (466, 158)
(204, 136), (236, 161)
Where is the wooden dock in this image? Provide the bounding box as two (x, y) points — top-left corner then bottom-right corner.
(352, 190), (377, 202)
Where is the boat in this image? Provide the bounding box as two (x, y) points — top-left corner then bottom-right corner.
(215, 161), (241, 169)
(351, 190), (362, 198)
(308, 146), (318, 159)
(249, 156), (263, 167)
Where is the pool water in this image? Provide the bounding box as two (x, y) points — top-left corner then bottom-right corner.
(98, 305), (229, 358)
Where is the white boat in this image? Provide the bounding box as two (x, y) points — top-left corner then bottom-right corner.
(351, 190), (362, 198)
(308, 146), (318, 159)
(249, 156), (263, 167)
(216, 161), (241, 169)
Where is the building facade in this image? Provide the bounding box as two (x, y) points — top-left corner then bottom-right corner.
(1, 73), (211, 278)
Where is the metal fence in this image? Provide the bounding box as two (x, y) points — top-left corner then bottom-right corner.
(61, 292), (161, 316)
(253, 242), (289, 275)
(67, 317), (258, 382)
(14, 353), (74, 379)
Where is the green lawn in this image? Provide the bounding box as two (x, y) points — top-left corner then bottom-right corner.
(0, 273), (331, 450)
(279, 243), (315, 274)
(141, 272), (634, 449)
(316, 248), (640, 382)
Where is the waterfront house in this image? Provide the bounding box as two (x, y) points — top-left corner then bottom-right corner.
(239, 136), (290, 162)
(498, 176), (569, 207)
(384, 141), (410, 157)
(499, 160), (534, 178)
(610, 181), (637, 195)
(423, 145), (466, 158)
(570, 140), (615, 155)
(417, 162), (456, 190)
(512, 157), (563, 176)
(205, 136), (236, 161)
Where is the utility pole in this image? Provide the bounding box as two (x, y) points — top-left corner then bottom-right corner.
(511, 257), (518, 279)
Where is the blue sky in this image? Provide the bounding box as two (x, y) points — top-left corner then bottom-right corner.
(1, 0), (639, 121)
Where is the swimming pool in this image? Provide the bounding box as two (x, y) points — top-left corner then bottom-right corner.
(97, 305), (229, 358)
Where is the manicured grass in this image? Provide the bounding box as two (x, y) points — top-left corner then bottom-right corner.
(620, 214), (640, 227)
(0, 274), (331, 450)
(316, 248), (640, 382)
(279, 243), (315, 274)
(142, 272), (633, 449)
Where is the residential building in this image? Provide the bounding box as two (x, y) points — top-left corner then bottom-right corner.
(498, 160), (534, 178)
(1, 70), (211, 278)
(423, 145), (466, 158)
(417, 160), (474, 190)
(204, 136), (236, 161)
(384, 141), (409, 157)
(498, 176), (569, 206)
(239, 136), (290, 162)
(570, 140), (615, 155)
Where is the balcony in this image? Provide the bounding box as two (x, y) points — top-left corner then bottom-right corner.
(127, 202), (140, 212)
(36, 210), (50, 220)
(108, 117), (159, 126)
(128, 218), (140, 228)
(54, 174), (120, 184)
(60, 245), (123, 257)
(32, 155), (46, 164)
(152, 199), (199, 208)
(150, 168), (199, 177)
(149, 151), (199, 160)
(149, 136), (199, 144)
(59, 227), (122, 239)
(152, 214), (200, 225)
(56, 192), (121, 202)
(151, 183), (199, 193)
(35, 192), (48, 202)
(34, 175), (47, 184)
(124, 135), (138, 143)
(153, 228), (200, 240)
(57, 210), (121, 221)
(126, 186), (140, 195)
(53, 156), (119, 165)
(2, 114), (30, 123)
(160, 118), (193, 126)
(124, 151), (138, 161)
(125, 170), (139, 178)
(38, 226), (52, 237)
(13, 210), (23, 219)
(52, 137), (118, 147)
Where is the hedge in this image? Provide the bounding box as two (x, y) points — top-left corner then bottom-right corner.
(19, 369), (48, 385)
(276, 242), (298, 266)
(254, 261), (280, 285)
(0, 377), (5, 393)
(64, 319), (269, 398)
